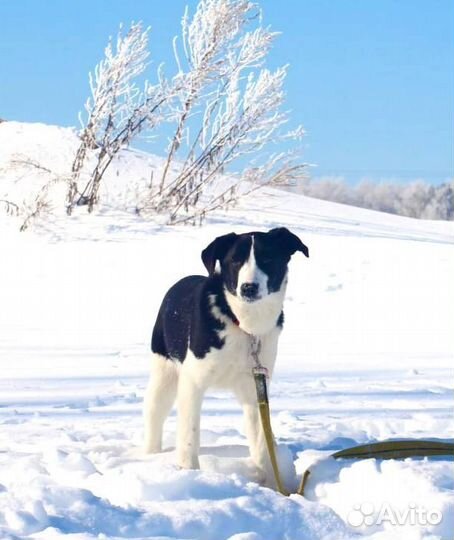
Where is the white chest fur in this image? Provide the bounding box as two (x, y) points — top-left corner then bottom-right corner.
(224, 281), (287, 336)
(180, 319), (281, 392)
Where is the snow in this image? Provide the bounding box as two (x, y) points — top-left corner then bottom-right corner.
(0, 122), (453, 539)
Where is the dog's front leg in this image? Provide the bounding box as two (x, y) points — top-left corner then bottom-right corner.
(235, 377), (275, 488)
(176, 373), (204, 469)
(144, 354), (178, 454)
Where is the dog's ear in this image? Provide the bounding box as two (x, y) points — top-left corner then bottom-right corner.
(201, 233), (238, 275)
(269, 227), (309, 258)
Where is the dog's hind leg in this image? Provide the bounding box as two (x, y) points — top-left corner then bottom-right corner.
(143, 354), (178, 454)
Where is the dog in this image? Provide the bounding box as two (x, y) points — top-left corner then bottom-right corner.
(144, 227), (309, 486)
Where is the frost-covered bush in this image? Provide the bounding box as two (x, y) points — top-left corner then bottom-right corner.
(67, 0), (306, 224)
(139, 0), (306, 224)
(5, 1), (306, 228)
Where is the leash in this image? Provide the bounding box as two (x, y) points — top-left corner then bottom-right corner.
(250, 336), (289, 496)
(250, 335), (454, 498)
(298, 439), (454, 495)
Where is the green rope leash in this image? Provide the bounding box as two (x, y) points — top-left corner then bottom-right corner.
(297, 439), (454, 496)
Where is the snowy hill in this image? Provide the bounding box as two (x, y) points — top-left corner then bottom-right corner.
(0, 122), (453, 539)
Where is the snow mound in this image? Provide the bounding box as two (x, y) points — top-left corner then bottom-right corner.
(0, 445), (353, 540)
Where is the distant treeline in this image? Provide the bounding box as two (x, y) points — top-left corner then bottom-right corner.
(291, 178), (454, 221)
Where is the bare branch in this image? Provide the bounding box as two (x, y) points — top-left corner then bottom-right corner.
(67, 22), (172, 214)
(0, 199), (19, 216)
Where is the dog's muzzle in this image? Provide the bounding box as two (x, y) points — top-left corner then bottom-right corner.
(240, 282), (259, 301)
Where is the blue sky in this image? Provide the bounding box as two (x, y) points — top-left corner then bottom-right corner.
(0, 0), (452, 185)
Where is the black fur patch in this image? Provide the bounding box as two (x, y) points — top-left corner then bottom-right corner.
(151, 274), (238, 361)
(221, 235), (252, 295)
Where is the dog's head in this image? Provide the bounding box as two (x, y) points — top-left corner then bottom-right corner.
(201, 227), (309, 303)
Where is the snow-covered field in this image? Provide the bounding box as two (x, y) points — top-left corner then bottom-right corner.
(1, 122), (453, 540)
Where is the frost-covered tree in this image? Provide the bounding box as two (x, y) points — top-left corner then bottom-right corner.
(289, 175), (454, 220)
(68, 22), (170, 214)
(395, 181), (432, 218)
(421, 181), (454, 220)
(141, 0), (306, 223)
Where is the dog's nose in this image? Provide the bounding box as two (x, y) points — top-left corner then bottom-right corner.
(240, 282), (259, 299)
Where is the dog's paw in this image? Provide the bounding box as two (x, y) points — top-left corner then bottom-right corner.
(253, 464), (279, 490)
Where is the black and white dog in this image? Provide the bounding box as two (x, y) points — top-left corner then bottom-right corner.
(144, 227), (309, 485)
